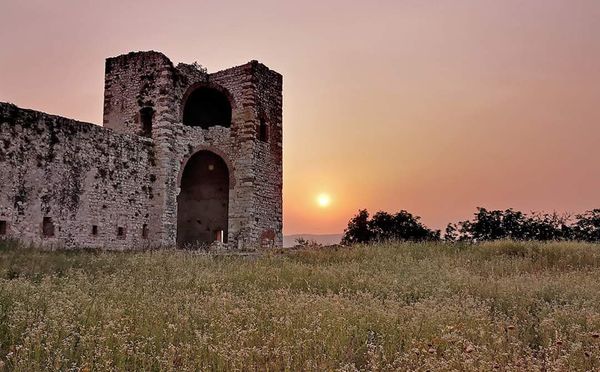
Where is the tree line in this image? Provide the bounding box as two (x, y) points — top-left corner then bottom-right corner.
(341, 208), (600, 244)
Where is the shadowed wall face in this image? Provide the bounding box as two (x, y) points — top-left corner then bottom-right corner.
(177, 151), (229, 247)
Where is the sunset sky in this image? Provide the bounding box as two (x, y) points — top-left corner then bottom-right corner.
(1, 0), (599, 235)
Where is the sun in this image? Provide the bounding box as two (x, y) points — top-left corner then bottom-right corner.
(316, 193), (332, 208)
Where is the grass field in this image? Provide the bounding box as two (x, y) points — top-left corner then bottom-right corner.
(1, 241), (600, 371)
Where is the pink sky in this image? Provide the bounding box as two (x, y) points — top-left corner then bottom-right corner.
(1, 0), (599, 234)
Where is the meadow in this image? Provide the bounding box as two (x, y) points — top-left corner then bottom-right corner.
(1, 240), (600, 371)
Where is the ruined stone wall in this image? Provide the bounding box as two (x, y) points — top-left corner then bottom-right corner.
(252, 63), (284, 248)
(103, 51), (183, 246)
(0, 103), (156, 249)
(0, 51), (283, 250)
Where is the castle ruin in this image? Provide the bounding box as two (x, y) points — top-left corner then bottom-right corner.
(0, 51), (283, 250)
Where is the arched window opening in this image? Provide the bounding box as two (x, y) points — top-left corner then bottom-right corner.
(182, 87), (232, 129)
(139, 107), (154, 137)
(258, 119), (269, 142)
(177, 151), (229, 247)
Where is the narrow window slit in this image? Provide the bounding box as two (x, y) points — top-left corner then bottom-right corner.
(139, 107), (154, 138)
(258, 119), (269, 142)
(42, 217), (55, 237)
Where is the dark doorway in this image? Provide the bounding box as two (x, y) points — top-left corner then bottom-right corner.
(182, 87), (232, 128)
(177, 151), (229, 247)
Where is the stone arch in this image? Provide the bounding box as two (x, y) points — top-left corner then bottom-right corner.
(181, 83), (235, 129)
(176, 150), (230, 247)
(177, 145), (235, 189)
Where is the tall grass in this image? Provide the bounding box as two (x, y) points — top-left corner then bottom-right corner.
(1, 240), (600, 370)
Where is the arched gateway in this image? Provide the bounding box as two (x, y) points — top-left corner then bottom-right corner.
(177, 151), (229, 247)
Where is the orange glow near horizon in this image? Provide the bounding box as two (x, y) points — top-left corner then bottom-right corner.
(1, 1), (599, 236)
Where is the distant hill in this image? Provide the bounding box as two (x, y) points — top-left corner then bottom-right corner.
(283, 233), (343, 248)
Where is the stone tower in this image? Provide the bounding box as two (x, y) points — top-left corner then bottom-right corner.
(0, 51), (283, 250)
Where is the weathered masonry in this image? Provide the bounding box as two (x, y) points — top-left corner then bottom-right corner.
(0, 51), (283, 250)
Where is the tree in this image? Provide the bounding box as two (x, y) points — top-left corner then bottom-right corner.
(525, 212), (572, 241)
(369, 211), (395, 241)
(343, 207), (600, 245)
(341, 209), (373, 245)
(342, 209), (440, 245)
(449, 208), (579, 242)
(444, 223), (459, 242)
(573, 209), (600, 242)
(468, 208), (507, 241)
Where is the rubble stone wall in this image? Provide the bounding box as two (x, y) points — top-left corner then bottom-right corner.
(0, 103), (156, 249)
